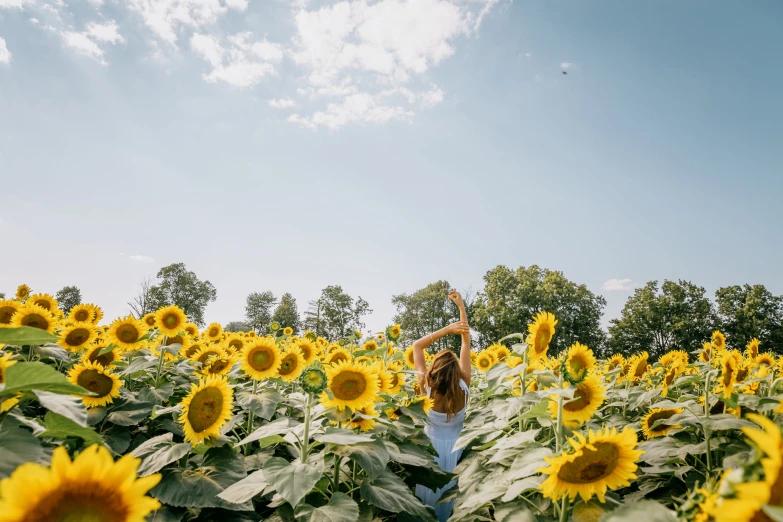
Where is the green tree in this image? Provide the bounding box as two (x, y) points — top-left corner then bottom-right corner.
(147, 263), (217, 327)
(391, 280), (475, 352)
(271, 293), (301, 334)
(304, 286), (371, 340)
(245, 291), (277, 333)
(472, 265), (607, 354)
(55, 286), (82, 315)
(225, 321), (250, 333)
(714, 284), (783, 353)
(607, 280), (714, 360)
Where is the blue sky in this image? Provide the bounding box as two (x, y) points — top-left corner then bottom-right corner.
(1, 0), (782, 336)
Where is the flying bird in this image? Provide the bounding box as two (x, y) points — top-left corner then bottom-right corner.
(562, 71), (568, 75)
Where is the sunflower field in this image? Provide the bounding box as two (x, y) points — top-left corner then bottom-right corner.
(1, 286), (782, 522)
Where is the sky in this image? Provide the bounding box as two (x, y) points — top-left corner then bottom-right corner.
(1, 0), (782, 336)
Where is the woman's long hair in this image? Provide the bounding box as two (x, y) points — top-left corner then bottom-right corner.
(426, 350), (464, 421)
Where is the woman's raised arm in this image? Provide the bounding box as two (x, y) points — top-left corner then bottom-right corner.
(448, 290), (472, 386)
(412, 319), (470, 393)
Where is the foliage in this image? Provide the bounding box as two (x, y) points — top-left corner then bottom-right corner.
(245, 291), (277, 334)
(472, 265), (606, 355)
(55, 286), (82, 315)
(224, 321), (250, 333)
(608, 280), (715, 360)
(271, 293), (301, 334)
(128, 277), (157, 318)
(304, 286), (370, 339)
(715, 284), (783, 354)
(147, 263), (217, 327)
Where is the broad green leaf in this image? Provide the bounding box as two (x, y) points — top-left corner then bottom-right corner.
(131, 433), (174, 457)
(501, 476), (543, 502)
(139, 382), (175, 404)
(0, 362), (90, 399)
(313, 427), (374, 445)
(146, 506), (187, 522)
(237, 389), (284, 421)
(264, 456), (324, 508)
(600, 500), (677, 522)
(105, 398), (155, 426)
(383, 440), (431, 467)
(40, 411), (102, 445)
(360, 470), (435, 521)
(137, 442), (191, 476)
(120, 356), (157, 375)
(0, 426), (45, 478)
(295, 492), (359, 522)
(217, 470), (270, 504)
(104, 426), (131, 455)
(33, 344), (70, 362)
(0, 326), (58, 346)
(33, 390), (88, 427)
(493, 500), (535, 522)
(506, 446), (553, 481)
(762, 505), (783, 522)
(237, 417), (299, 446)
(459, 481), (507, 510)
(86, 406), (107, 426)
(335, 439), (389, 480)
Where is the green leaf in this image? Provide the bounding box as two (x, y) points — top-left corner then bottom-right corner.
(600, 500), (677, 522)
(313, 427), (374, 445)
(151, 446), (251, 510)
(137, 443), (192, 476)
(120, 357), (157, 376)
(132, 433), (175, 457)
(507, 446), (553, 481)
(383, 440), (431, 467)
(104, 426), (131, 455)
(264, 456), (324, 508)
(0, 326), (58, 346)
(146, 506), (187, 522)
(33, 390), (88, 427)
(98, 344), (117, 356)
(0, 425), (45, 478)
(237, 389), (284, 421)
(40, 411), (103, 445)
(138, 382), (176, 404)
(296, 492), (359, 522)
(360, 470), (435, 521)
(0, 362), (90, 400)
(762, 505), (783, 522)
(237, 417), (299, 447)
(335, 439), (389, 480)
(493, 501), (535, 522)
(105, 398), (155, 426)
(33, 344), (70, 362)
(217, 470), (270, 504)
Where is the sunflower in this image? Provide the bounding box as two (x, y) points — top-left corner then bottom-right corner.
(0, 444), (161, 522)
(69, 303), (97, 324)
(745, 338), (760, 359)
(757, 353), (775, 367)
(240, 338), (281, 381)
(409, 395), (434, 414)
(563, 343), (596, 385)
(91, 306), (104, 324)
(10, 304), (58, 333)
(278, 346), (305, 381)
(362, 339), (379, 352)
(627, 352), (650, 382)
(192, 344), (228, 367)
(659, 350), (688, 368)
(604, 354), (625, 374)
(386, 360), (405, 395)
(141, 312), (157, 328)
(350, 405), (379, 432)
(710, 414), (783, 522)
(320, 360), (380, 411)
(155, 305), (188, 337)
(270, 322), (280, 332)
(712, 331), (726, 351)
(0, 300), (21, 324)
(301, 365), (328, 394)
(353, 329), (362, 339)
(225, 334), (245, 354)
(388, 324), (401, 341)
(401, 345), (415, 368)
(282, 326), (293, 336)
(539, 426), (644, 502)
(293, 338), (318, 365)
(57, 322), (97, 352)
(475, 351), (495, 372)
(180, 322), (198, 337)
(326, 347), (351, 365)
(15, 284), (31, 300)
(718, 356), (737, 399)
(489, 343), (511, 361)
(642, 408), (684, 439)
(67, 361), (122, 408)
(699, 342), (712, 363)
(27, 293), (59, 313)
(203, 354), (235, 376)
(0, 351), (17, 385)
(83, 344), (118, 367)
(107, 315), (148, 351)
(661, 362), (683, 396)
(368, 362), (394, 394)
(179, 374), (234, 444)
(376, 333), (384, 341)
(549, 375), (606, 426)
(527, 311), (558, 358)
(506, 355), (523, 369)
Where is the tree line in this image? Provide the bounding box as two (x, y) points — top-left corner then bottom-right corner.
(14, 262), (783, 358)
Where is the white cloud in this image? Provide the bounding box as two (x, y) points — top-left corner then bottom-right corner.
(419, 85), (444, 108)
(85, 21), (125, 44)
(0, 37), (10, 64)
(269, 97), (297, 109)
(129, 254), (156, 263)
(28, 17), (39, 24)
(62, 31), (106, 61)
(60, 21), (124, 64)
(191, 32), (282, 88)
(289, 92), (413, 131)
(0, 0), (33, 8)
(601, 278), (636, 292)
(560, 62), (575, 69)
(126, 0), (248, 47)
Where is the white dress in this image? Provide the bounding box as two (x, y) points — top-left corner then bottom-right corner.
(415, 379), (470, 522)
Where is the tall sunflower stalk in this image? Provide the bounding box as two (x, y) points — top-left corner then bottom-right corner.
(703, 369), (714, 475)
(154, 335), (167, 389)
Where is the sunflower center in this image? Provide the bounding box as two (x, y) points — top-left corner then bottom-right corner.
(568, 356), (586, 376)
(557, 442), (620, 484)
(229, 340), (243, 351)
(736, 367), (748, 382)
(76, 369), (114, 398)
(74, 310), (90, 322)
(331, 370), (367, 401)
(300, 344), (312, 360)
(185, 345), (201, 358)
(164, 314), (179, 328)
(209, 328), (219, 337)
(209, 359), (230, 374)
(249, 348), (274, 371)
(198, 351), (220, 365)
(723, 367), (735, 388)
(0, 306), (16, 324)
(279, 354), (298, 376)
(0, 368), (5, 384)
(145, 316), (156, 326)
(116, 324), (139, 343)
(65, 328), (91, 347)
(22, 485), (129, 522)
(564, 384), (592, 412)
(647, 410), (676, 433)
(535, 326), (551, 354)
(330, 353), (348, 364)
(22, 313), (50, 330)
(479, 358), (490, 368)
(303, 371), (325, 388)
(88, 347), (116, 367)
(187, 387), (224, 433)
(34, 299), (52, 310)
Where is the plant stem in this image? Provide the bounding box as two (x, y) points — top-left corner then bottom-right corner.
(301, 392), (312, 463)
(27, 344), (34, 362)
(154, 336), (167, 389)
(559, 497), (568, 522)
(244, 380), (259, 456)
(555, 376), (565, 452)
(704, 370), (713, 475)
(519, 349), (529, 432)
(333, 455), (342, 493)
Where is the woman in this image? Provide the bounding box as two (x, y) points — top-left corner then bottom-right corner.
(413, 290), (472, 522)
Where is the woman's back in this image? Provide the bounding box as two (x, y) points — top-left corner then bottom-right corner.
(426, 379), (469, 440)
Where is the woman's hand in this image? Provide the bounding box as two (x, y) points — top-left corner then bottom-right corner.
(445, 321), (470, 335)
(448, 290), (465, 308)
